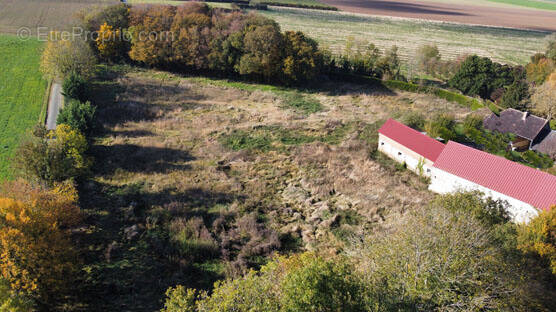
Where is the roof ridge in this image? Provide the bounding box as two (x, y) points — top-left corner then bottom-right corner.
(434, 141), (556, 210)
(442, 141), (554, 178)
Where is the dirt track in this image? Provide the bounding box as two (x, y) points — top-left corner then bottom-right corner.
(320, 0), (556, 32)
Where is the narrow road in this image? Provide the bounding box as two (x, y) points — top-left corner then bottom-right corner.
(46, 82), (62, 130)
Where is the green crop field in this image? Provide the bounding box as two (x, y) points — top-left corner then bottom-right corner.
(486, 0), (556, 10)
(0, 35), (48, 180)
(258, 7), (552, 65)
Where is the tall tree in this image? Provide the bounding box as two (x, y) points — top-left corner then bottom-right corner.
(282, 31), (322, 83)
(0, 181), (81, 306)
(531, 71), (556, 120)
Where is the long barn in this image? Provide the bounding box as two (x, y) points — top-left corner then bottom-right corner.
(378, 119), (556, 223)
(429, 141), (556, 223)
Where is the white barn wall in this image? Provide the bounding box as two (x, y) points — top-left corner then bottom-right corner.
(378, 133), (434, 177)
(429, 168), (539, 223)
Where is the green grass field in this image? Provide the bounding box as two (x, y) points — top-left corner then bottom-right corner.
(0, 35), (47, 180)
(487, 0), (556, 10)
(258, 7), (551, 65)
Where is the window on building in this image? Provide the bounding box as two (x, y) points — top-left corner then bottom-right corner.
(380, 142), (384, 146)
(427, 169), (431, 173)
(398, 152), (402, 156)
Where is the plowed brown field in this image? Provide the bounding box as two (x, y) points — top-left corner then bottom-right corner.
(320, 0), (556, 31)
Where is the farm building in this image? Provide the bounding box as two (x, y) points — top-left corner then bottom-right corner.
(532, 131), (556, 159)
(378, 118), (445, 177)
(429, 141), (556, 223)
(483, 108), (552, 151)
(377, 119), (556, 223)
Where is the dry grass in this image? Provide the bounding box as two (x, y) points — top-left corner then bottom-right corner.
(77, 67), (482, 309)
(91, 68), (476, 250)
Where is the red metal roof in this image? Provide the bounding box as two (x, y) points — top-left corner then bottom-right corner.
(378, 118), (446, 161)
(433, 141), (556, 211)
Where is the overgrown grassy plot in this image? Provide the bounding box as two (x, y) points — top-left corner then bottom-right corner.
(75, 65), (472, 310)
(0, 35), (47, 180)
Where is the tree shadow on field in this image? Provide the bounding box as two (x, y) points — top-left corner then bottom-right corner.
(104, 129), (156, 138)
(91, 144), (196, 175)
(314, 78), (398, 97)
(90, 69), (208, 129)
(75, 180), (243, 311)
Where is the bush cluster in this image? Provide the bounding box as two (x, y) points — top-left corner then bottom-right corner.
(163, 193), (556, 312)
(448, 55), (527, 104)
(414, 44), (465, 80)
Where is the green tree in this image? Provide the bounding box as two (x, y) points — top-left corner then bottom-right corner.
(401, 111), (425, 131)
(282, 31), (322, 83)
(40, 36), (97, 80)
(239, 24), (284, 82)
(432, 191), (510, 226)
(448, 55), (496, 98)
(0, 279), (34, 312)
(62, 71), (88, 102)
(377, 46), (402, 80)
(162, 253), (367, 312)
(499, 79), (529, 110)
(15, 125), (90, 185)
(350, 199), (552, 311)
(546, 40), (556, 61)
(424, 113), (456, 141)
(57, 99), (96, 137)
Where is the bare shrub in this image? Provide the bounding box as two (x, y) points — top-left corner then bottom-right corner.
(168, 217), (219, 263)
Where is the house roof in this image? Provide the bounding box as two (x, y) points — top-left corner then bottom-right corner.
(532, 131), (556, 158)
(483, 108), (549, 141)
(378, 118), (445, 161)
(433, 141), (556, 211)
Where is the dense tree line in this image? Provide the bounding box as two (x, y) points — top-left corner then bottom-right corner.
(74, 3), (404, 85)
(80, 3), (324, 84)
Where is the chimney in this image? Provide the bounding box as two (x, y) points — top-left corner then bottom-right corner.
(522, 111), (528, 121)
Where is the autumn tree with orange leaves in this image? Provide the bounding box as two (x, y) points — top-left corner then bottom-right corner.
(0, 180), (81, 307)
(96, 22), (127, 61)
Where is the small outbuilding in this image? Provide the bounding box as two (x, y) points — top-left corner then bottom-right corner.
(378, 118), (445, 177)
